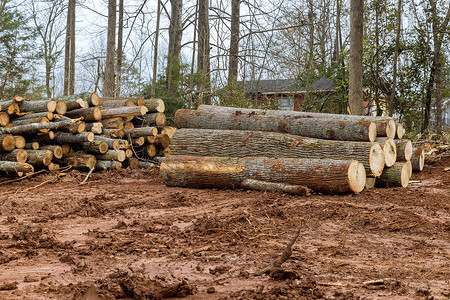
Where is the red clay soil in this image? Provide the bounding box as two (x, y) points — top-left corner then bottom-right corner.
(0, 156), (449, 299)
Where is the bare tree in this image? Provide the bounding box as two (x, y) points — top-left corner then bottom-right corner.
(166, 0), (183, 94)
(348, 0), (364, 115)
(197, 0), (211, 104)
(63, 0), (76, 95)
(389, 0), (402, 117)
(228, 0), (240, 85)
(151, 0), (161, 98)
(115, 0), (123, 96)
(103, 0), (116, 97)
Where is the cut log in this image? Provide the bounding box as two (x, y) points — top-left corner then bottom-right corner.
(96, 150), (126, 162)
(101, 106), (148, 119)
(394, 139), (413, 161)
(94, 136), (120, 150)
(96, 160), (122, 171)
(1, 149), (28, 163)
(125, 148), (133, 158)
(132, 137), (145, 146)
(0, 134), (16, 152)
(396, 123), (404, 139)
(100, 99), (135, 107)
(102, 128), (125, 138)
(58, 120), (86, 134)
(155, 134), (170, 148)
(375, 162), (409, 188)
(39, 145), (63, 159)
(175, 109), (377, 142)
(375, 137), (397, 167)
(55, 101), (68, 115)
(146, 135), (156, 144)
(144, 98), (165, 112)
(57, 152), (96, 170)
(64, 107), (102, 121)
(0, 161), (33, 174)
(64, 98), (89, 111)
(406, 161), (412, 179)
(13, 95), (24, 103)
(241, 178), (312, 195)
(161, 126), (176, 139)
(77, 141), (109, 154)
(170, 129), (385, 177)
(122, 127), (158, 138)
(14, 111), (54, 121)
(85, 122), (103, 134)
(138, 161), (156, 169)
(33, 131), (55, 143)
(53, 92), (100, 106)
(365, 177), (376, 189)
(0, 101), (19, 114)
(163, 147), (172, 157)
(13, 136), (26, 149)
(12, 116), (49, 127)
(0, 118), (76, 136)
(411, 147), (425, 172)
(47, 162), (59, 171)
(197, 105), (395, 138)
(99, 96), (145, 106)
(133, 112), (166, 126)
(43, 132), (95, 144)
(101, 117), (124, 129)
(123, 122), (134, 129)
(61, 144), (71, 155)
(27, 150), (53, 167)
(24, 142), (40, 150)
(161, 155), (366, 194)
(19, 99), (56, 113)
(146, 144), (157, 157)
(0, 112), (9, 126)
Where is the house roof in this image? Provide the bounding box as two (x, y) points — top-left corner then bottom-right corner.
(238, 78), (336, 95)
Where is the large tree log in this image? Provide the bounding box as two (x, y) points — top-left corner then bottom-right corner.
(24, 142), (40, 150)
(27, 150), (53, 167)
(102, 128), (125, 138)
(96, 160), (122, 171)
(77, 141), (109, 154)
(64, 107), (102, 121)
(411, 147), (425, 172)
(12, 116), (49, 127)
(100, 99), (135, 107)
(394, 139), (412, 161)
(39, 145), (63, 159)
(175, 109), (377, 142)
(241, 179), (312, 195)
(123, 127), (158, 138)
(53, 92), (100, 106)
(101, 106), (148, 119)
(14, 111), (53, 121)
(0, 100), (19, 114)
(198, 105), (396, 138)
(96, 150), (126, 162)
(0, 118), (76, 136)
(57, 152), (96, 170)
(375, 162), (409, 188)
(0, 134), (16, 152)
(1, 149), (28, 163)
(19, 99), (57, 113)
(63, 98), (89, 111)
(170, 129), (385, 176)
(375, 137), (397, 167)
(144, 98), (165, 112)
(0, 161), (33, 174)
(161, 155), (366, 194)
(55, 101), (68, 115)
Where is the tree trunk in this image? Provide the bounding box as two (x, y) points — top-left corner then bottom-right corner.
(64, 0), (76, 96)
(1, 149), (27, 163)
(410, 147), (424, 171)
(161, 155), (366, 194)
(143, 99), (165, 113)
(103, 0), (116, 97)
(348, 0), (364, 115)
(196, 0), (210, 104)
(167, 0), (183, 94)
(64, 98), (89, 111)
(171, 128), (385, 177)
(389, 0), (402, 116)
(96, 160), (122, 171)
(151, 0), (161, 98)
(13, 111), (53, 121)
(375, 162), (409, 188)
(175, 109), (377, 142)
(198, 105), (395, 138)
(228, 0), (240, 85)
(96, 149), (126, 162)
(115, 0), (123, 97)
(64, 107), (102, 121)
(102, 129), (125, 138)
(12, 117), (49, 127)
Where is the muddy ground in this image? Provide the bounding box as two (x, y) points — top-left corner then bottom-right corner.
(0, 155), (448, 300)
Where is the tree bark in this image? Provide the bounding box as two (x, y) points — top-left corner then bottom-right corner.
(76, 141), (109, 154)
(100, 99), (135, 108)
(26, 150), (53, 167)
(171, 128), (385, 177)
(64, 107), (102, 121)
(64, 0), (76, 95)
(241, 178), (311, 196)
(96, 160), (122, 171)
(24, 142), (40, 150)
(96, 149), (126, 162)
(410, 147), (424, 171)
(101, 117), (124, 129)
(393, 139), (412, 161)
(375, 162), (409, 188)
(94, 136), (125, 150)
(0, 161), (33, 174)
(45, 132), (95, 144)
(57, 152), (96, 170)
(54, 92), (101, 106)
(123, 127), (158, 138)
(175, 109), (377, 142)
(0, 119), (75, 136)
(143, 99), (165, 113)
(389, 0), (402, 116)
(167, 0), (183, 94)
(198, 105), (395, 138)
(151, 0), (161, 98)
(133, 113), (166, 126)
(228, 0), (240, 85)
(103, 0), (116, 97)
(102, 129), (125, 138)
(1, 149), (27, 163)
(196, 0), (211, 104)
(115, 0), (123, 97)
(161, 155), (366, 194)
(348, 0), (364, 115)
(101, 106), (147, 119)
(19, 99), (57, 113)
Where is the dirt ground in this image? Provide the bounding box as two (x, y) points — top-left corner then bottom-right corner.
(0, 155), (448, 300)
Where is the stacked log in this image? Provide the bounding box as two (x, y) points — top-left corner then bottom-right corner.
(164, 105), (420, 194)
(0, 94), (166, 175)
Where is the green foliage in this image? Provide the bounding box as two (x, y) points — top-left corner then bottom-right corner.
(0, 6), (38, 99)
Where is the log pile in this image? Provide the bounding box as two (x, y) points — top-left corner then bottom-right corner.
(162, 105), (424, 194)
(0, 94), (171, 176)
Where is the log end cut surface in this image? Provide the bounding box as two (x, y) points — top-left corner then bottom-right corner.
(383, 138), (397, 167)
(385, 119), (396, 139)
(369, 143), (385, 177)
(91, 93), (101, 106)
(348, 160), (366, 193)
(369, 122), (377, 142)
(404, 140), (413, 161)
(1, 134), (16, 152)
